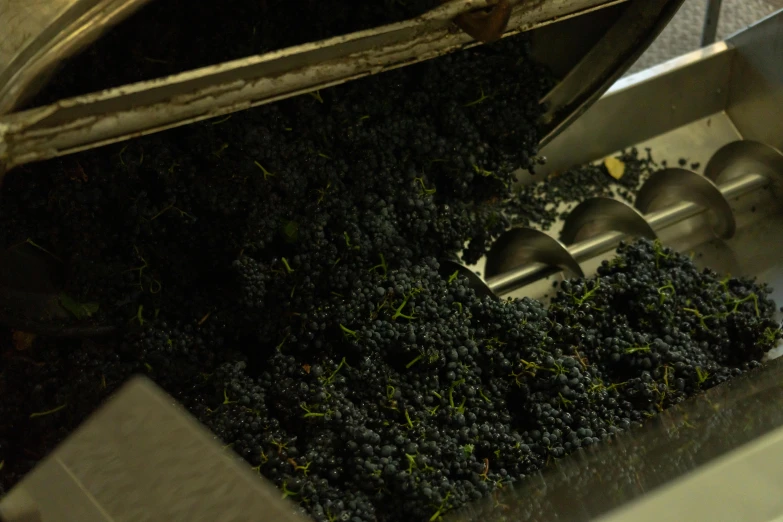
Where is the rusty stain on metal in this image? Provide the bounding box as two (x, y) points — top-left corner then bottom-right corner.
(440, 0), (513, 43)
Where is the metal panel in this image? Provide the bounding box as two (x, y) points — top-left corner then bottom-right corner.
(535, 41), (734, 176)
(0, 0), (153, 114)
(597, 424), (783, 522)
(538, 0), (686, 146)
(726, 10), (783, 151)
(0, 376), (308, 522)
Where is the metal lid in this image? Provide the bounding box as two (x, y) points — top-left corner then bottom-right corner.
(0, 0), (684, 174)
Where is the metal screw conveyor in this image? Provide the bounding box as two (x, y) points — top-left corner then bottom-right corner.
(2, 0), (783, 521)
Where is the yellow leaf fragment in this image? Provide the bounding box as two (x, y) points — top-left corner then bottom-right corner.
(604, 156), (626, 180)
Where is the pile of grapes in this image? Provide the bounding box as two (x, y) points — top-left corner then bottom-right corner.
(1, 3), (780, 521)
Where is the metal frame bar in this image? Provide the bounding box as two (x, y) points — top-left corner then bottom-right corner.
(702, 0), (724, 46)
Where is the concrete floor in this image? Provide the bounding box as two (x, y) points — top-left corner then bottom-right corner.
(626, 0), (783, 74)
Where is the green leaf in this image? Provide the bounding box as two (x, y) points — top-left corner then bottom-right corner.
(59, 294), (99, 320)
(282, 221), (299, 242)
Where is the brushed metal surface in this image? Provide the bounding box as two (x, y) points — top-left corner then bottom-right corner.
(0, 376), (309, 522)
(704, 139), (783, 184)
(0, 0), (153, 114)
(485, 226), (584, 279)
(726, 10), (783, 152)
(538, 0), (686, 146)
(597, 423), (783, 522)
(535, 41), (734, 176)
(560, 196), (658, 244)
(635, 167), (736, 239)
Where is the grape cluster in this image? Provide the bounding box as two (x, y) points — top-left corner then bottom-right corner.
(450, 352), (783, 522)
